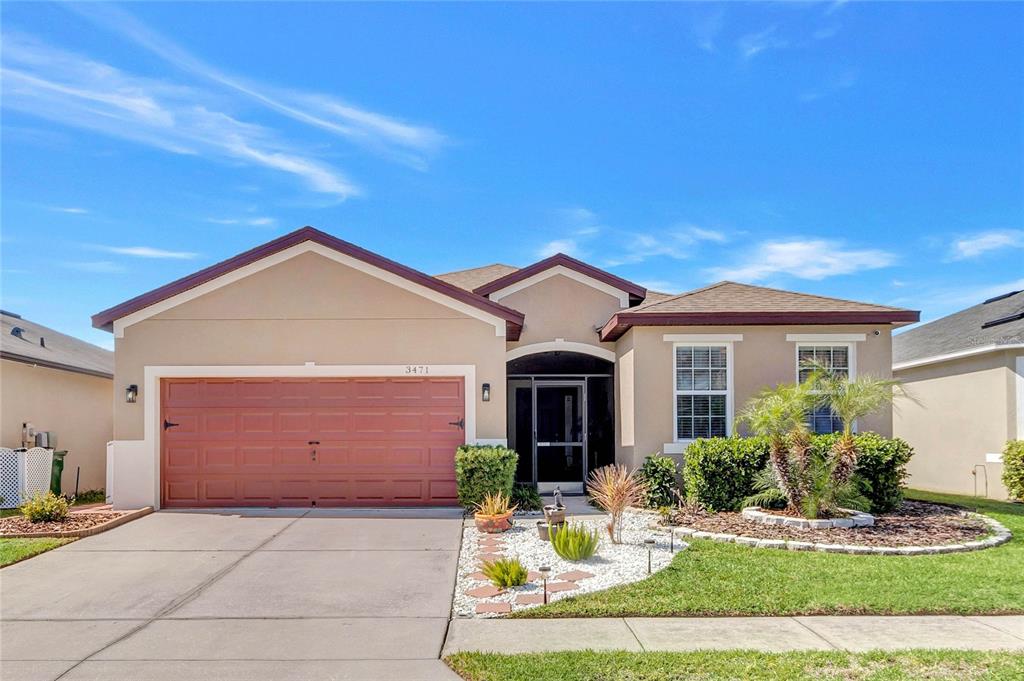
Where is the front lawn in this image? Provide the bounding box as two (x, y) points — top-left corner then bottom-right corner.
(0, 537), (74, 567)
(446, 650), (1024, 681)
(514, 490), (1024, 617)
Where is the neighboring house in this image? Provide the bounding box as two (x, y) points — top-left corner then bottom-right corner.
(893, 290), (1024, 500)
(92, 227), (918, 509)
(1, 311), (113, 494)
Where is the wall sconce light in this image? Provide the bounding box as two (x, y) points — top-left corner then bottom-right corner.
(125, 384), (138, 403)
(482, 382), (491, 402)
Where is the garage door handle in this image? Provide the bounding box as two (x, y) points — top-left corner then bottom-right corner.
(448, 418), (465, 430)
(163, 419), (180, 430)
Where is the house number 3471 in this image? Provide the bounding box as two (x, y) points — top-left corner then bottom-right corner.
(405, 365), (430, 375)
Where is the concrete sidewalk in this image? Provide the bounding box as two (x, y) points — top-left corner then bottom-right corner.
(443, 616), (1024, 655)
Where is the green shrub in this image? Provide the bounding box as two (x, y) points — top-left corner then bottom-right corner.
(683, 436), (770, 511)
(481, 557), (528, 588)
(455, 445), (518, 509)
(20, 491), (70, 523)
(510, 483), (543, 512)
(683, 434), (913, 513)
(550, 522), (600, 561)
(1003, 440), (1024, 501)
(635, 454), (680, 508)
(72, 489), (106, 505)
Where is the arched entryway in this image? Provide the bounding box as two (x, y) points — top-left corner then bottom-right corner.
(506, 351), (615, 493)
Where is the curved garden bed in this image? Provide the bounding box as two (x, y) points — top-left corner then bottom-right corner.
(659, 501), (1011, 555)
(0, 507), (152, 539)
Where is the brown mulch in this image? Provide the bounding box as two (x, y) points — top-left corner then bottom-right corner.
(663, 501), (991, 547)
(0, 513), (128, 536)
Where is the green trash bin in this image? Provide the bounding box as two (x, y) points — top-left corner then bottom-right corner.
(50, 450), (67, 496)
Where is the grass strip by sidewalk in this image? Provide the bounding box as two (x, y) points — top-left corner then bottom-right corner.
(0, 537), (74, 567)
(513, 490), (1024, 617)
(446, 650), (1024, 681)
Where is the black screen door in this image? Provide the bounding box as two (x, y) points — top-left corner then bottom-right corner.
(535, 382), (586, 493)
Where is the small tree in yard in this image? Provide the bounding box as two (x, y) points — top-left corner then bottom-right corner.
(586, 464), (646, 543)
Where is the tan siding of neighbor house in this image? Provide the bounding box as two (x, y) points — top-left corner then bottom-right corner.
(500, 274), (621, 350)
(894, 350), (1019, 499)
(1, 359), (112, 492)
(616, 324), (895, 469)
(113, 251), (508, 442)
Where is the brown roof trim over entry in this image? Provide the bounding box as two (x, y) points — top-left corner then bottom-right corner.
(473, 253), (647, 303)
(92, 226), (525, 339)
(600, 310), (922, 342)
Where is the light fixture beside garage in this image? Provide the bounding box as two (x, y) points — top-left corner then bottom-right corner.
(482, 382), (491, 402)
(125, 384), (138, 403)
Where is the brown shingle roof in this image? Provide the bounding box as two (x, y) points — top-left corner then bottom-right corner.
(2, 311), (113, 378)
(434, 264), (519, 291)
(600, 281), (919, 341)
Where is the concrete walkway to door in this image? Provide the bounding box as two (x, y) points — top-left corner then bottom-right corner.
(1, 508), (465, 680)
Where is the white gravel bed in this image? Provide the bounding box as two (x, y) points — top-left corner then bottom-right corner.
(453, 510), (684, 618)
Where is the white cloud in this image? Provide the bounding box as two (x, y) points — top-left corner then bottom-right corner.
(606, 225), (727, 266)
(710, 239), (896, 282)
(950, 229), (1024, 260)
(64, 3), (445, 169)
(692, 10), (726, 52)
(813, 26), (840, 41)
(48, 206), (88, 214)
(1, 33), (360, 198)
(207, 216), (276, 227)
(738, 26), (788, 60)
(800, 69), (859, 102)
(537, 239), (581, 259)
(94, 245), (198, 259)
(60, 260), (126, 273)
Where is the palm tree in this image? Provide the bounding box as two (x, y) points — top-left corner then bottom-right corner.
(735, 382), (814, 513)
(806, 362), (907, 484)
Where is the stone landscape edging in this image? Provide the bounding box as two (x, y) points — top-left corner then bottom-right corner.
(0, 507), (153, 539)
(741, 506), (875, 529)
(651, 511), (1011, 555)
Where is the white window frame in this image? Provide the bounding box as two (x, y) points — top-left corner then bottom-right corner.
(671, 341), (735, 448)
(794, 341), (857, 435)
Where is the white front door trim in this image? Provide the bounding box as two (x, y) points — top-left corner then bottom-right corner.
(506, 340), (616, 363)
(140, 363), (477, 509)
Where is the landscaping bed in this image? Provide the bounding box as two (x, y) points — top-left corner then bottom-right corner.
(455, 511), (679, 617)
(662, 501), (1002, 550)
(0, 507), (151, 538)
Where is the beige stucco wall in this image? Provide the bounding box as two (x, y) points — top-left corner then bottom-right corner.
(1, 359), (112, 492)
(894, 350), (1020, 499)
(615, 324), (896, 469)
(500, 274), (620, 352)
(113, 251), (508, 441)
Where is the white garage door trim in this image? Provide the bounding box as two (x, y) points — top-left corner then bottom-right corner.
(125, 363), (477, 509)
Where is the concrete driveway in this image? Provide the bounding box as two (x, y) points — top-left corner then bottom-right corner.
(1, 509), (465, 680)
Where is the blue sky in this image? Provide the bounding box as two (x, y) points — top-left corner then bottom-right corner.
(2, 1), (1022, 350)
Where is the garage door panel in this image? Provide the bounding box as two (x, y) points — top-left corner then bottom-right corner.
(161, 377), (464, 508)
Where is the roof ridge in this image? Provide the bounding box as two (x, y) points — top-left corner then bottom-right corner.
(434, 263), (518, 278)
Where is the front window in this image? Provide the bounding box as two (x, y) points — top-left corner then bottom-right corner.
(674, 345), (729, 440)
(797, 344), (850, 434)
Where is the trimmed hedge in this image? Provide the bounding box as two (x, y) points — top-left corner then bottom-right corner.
(683, 433), (914, 513)
(636, 454), (681, 508)
(455, 445), (518, 509)
(1003, 440), (1024, 501)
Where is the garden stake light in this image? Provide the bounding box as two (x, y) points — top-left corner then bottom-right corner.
(539, 565), (551, 604)
(645, 539), (655, 574)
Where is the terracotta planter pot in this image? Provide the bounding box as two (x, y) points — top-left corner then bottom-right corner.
(537, 520), (566, 541)
(475, 511), (513, 534)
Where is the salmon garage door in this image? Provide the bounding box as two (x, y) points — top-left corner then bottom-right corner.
(160, 377), (465, 507)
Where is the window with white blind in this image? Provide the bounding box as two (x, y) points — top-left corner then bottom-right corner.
(796, 343), (852, 434)
(674, 344), (731, 440)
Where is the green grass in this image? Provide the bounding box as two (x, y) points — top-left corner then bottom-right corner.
(0, 537), (74, 567)
(514, 490), (1024, 617)
(446, 650), (1024, 681)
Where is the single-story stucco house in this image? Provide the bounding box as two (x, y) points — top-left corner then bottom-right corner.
(893, 289), (1024, 499)
(1, 310), (114, 494)
(93, 227), (919, 509)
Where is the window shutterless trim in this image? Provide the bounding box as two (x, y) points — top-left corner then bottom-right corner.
(671, 342), (734, 446)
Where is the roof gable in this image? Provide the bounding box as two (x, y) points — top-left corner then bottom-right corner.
(92, 227), (524, 339)
(473, 253), (646, 304)
(601, 281), (919, 341)
(435, 263), (519, 291)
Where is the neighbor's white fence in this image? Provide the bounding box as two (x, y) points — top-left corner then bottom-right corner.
(0, 447), (54, 508)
